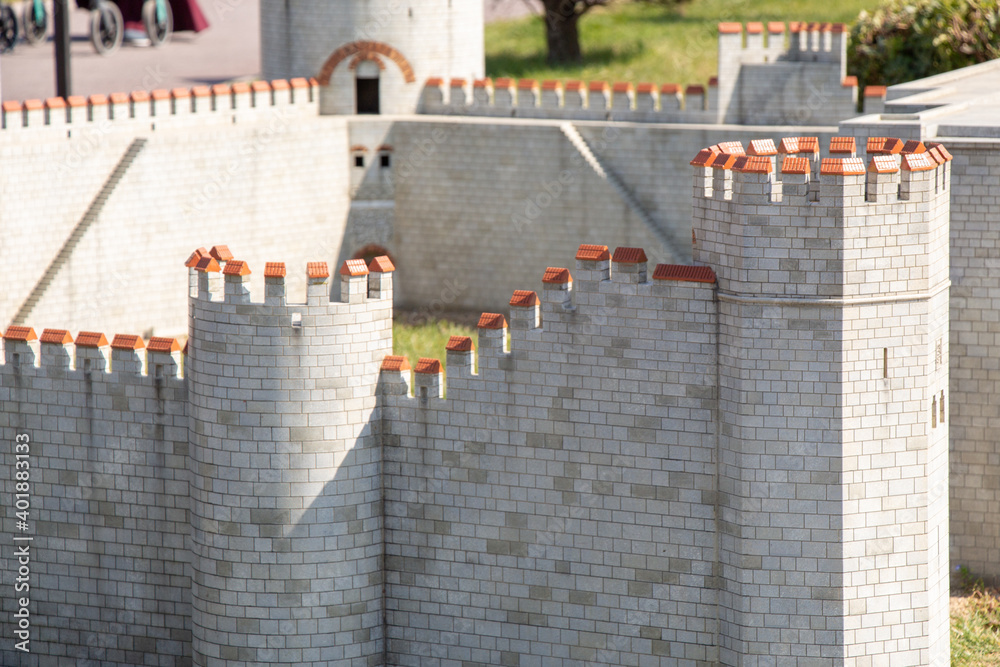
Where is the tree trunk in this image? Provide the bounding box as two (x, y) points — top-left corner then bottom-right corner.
(543, 1), (582, 64)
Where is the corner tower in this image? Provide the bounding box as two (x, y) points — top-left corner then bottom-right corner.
(260, 0), (484, 115)
(691, 140), (951, 665)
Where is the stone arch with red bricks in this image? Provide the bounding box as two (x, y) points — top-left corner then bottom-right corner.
(318, 41), (415, 85)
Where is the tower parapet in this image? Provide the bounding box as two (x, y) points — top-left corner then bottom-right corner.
(186, 251), (393, 667)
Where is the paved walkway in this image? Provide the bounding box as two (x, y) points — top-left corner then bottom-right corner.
(0, 0), (542, 102)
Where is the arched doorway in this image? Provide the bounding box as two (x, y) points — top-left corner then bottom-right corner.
(355, 60), (381, 114)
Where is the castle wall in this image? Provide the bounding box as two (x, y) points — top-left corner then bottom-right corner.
(0, 83), (353, 337)
(383, 255), (722, 665)
(0, 341), (191, 666)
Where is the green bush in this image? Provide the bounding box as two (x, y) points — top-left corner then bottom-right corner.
(849, 0), (1000, 91)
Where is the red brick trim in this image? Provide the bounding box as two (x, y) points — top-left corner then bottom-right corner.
(318, 41), (416, 85)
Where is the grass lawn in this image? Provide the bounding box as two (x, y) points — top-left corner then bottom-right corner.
(953, 585), (1000, 666)
(485, 0), (878, 88)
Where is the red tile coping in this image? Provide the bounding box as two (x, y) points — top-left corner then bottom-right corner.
(381, 355), (411, 372)
(588, 81), (608, 93)
(636, 83), (655, 94)
(718, 22), (743, 34)
(820, 157), (866, 176)
(746, 22), (763, 34)
(209, 245), (233, 261)
(717, 140), (745, 156)
(778, 137), (819, 154)
(510, 290), (540, 307)
(747, 139), (777, 156)
(478, 313), (507, 330)
(3, 326), (37, 342)
(576, 244), (610, 261)
(829, 137), (856, 154)
(368, 256), (395, 273)
(867, 137), (903, 154)
(708, 76), (718, 87)
(76, 332), (109, 348)
(864, 85), (887, 97)
(24, 99), (43, 111)
(147, 337), (180, 353)
(868, 155), (899, 174)
(231, 82), (251, 94)
(264, 262), (286, 278)
(308, 77), (319, 88)
(731, 156), (748, 171)
(660, 83), (681, 95)
(690, 148), (719, 167)
(789, 21), (803, 33)
(151, 89), (170, 101)
(711, 153), (737, 170)
(652, 264), (716, 283)
(735, 156), (772, 174)
(195, 256), (221, 273)
(415, 358), (442, 375)
(46, 97), (66, 109)
(191, 85), (211, 98)
(289, 77), (310, 89)
(271, 79), (290, 91)
(446, 336), (474, 352)
(781, 156), (810, 175)
(541, 80), (561, 91)
(926, 144), (953, 164)
(425, 77), (444, 87)
(564, 80), (585, 91)
(130, 90), (150, 103)
(251, 81), (271, 93)
(901, 140), (926, 154)
(685, 84), (705, 96)
(111, 334), (144, 350)
(88, 94), (108, 106)
(307, 262), (330, 279)
(2, 100), (22, 112)
(185, 247), (209, 268)
(494, 77), (514, 88)
(450, 78), (466, 87)
(517, 79), (538, 90)
(831, 23), (847, 33)
(183, 340), (188, 355)
(350, 144), (368, 152)
(768, 21), (785, 33)
(40, 329), (73, 345)
(340, 259), (369, 277)
(211, 83), (231, 96)
(542, 267), (572, 284)
(223, 260), (251, 276)
(110, 92), (130, 104)
(612, 247), (647, 264)
(842, 76), (858, 88)
(902, 153), (936, 172)
(473, 78), (492, 88)
(612, 82), (633, 93)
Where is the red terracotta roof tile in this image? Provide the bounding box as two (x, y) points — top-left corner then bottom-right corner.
(171, 88), (191, 99)
(251, 81), (271, 93)
(107, 92), (128, 104)
(368, 256), (395, 273)
(820, 157), (866, 176)
(576, 244), (610, 261)
(690, 148), (720, 167)
(746, 22), (763, 34)
(231, 82), (251, 94)
(717, 141), (745, 155)
(2, 100), (22, 112)
(339, 259), (369, 277)
(542, 267), (572, 284)
(652, 264), (716, 283)
(864, 85), (887, 97)
(190, 85), (211, 98)
(89, 94), (109, 106)
(660, 83), (681, 95)
(211, 83), (231, 96)
(478, 313), (507, 329)
(223, 260), (251, 276)
(685, 84), (705, 96)
(517, 79), (538, 90)
(111, 334), (144, 350)
(711, 153), (737, 170)
(612, 82), (633, 93)
(40, 329), (72, 345)
(264, 262), (286, 278)
(183, 341), (188, 355)
(927, 144), (953, 164)
(564, 80), (584, 91)
(768, 21), (785, 33)
(718, 22), (743, 34)
(381, 355), (411, 372)
(151, 89), (170, 100)
(612, 247), (648, 263)
(541, 80), (561, 91)
(147, 337), (180, 353)
(289, 77), (310, 89)
(510, 290), (540, 307)
(350, 144), (368, 152)
(789, 21), (803, 33)
(636, 83), (655, 94)
(3, 326), (36, 342)
(588, 81), (608, 92)
(307, 262), (330, 279)
(494, 77), (513, 88)
(473, 78), (492, 88)
(271, 79), (290, 91)
(842, 76), (858, 87)
(415, 357), (442, 374)
(731, 156), (749, 171)
(449, 77), (466, 87)
(185, 247), (209, 268)
(781, 156), (810, 175)
(901, 140), (926, 154)
(46, 97), (66, 109)
(130, 90), (150, 103)
(778, 137), (800, 154)
(831, 23), (847, 33)
(76, 332), (109, 348)
(195, 256), (221, 273)
(425, 77), (444, 87)
(708, 76), (718, 87)
(868, 155), (899, 174)
(24, 99), (43, 110)
(747, 139), (777, 156)
(779, 136), (819, 154)
(735, 156), (772, 174)
(867, 137), (903, 154)
(829, 137), (856, 154)
(446, 336), (474, 352)
(209, 245), (233, 261)
(902, 153), (936, 172)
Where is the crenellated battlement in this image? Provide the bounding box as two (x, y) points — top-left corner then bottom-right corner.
(0, 77), (320, 134)
(718, 20), (848, 65)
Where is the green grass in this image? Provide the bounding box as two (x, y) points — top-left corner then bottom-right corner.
(952, 586), (1000, 666)
(393, 316), (477, 369)
(485, 0), (878, 87)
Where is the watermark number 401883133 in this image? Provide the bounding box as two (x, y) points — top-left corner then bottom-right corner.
(12, 433), (32, 653)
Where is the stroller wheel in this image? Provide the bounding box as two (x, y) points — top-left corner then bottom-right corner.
(91, 0), (123, 56)
(0, 5), (19, 54)
(142, 0), (172, 47)
(23, 0), (47, 46)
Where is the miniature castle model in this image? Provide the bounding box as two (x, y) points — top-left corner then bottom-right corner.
(1, 2), (999, 665)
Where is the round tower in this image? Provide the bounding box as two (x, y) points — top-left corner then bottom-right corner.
(186, 253), (394, 666)
(260, 0), (484, 115)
